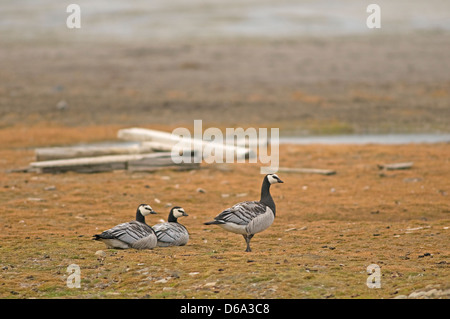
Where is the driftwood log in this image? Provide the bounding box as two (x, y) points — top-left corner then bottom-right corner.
(29, 152), (198, 174)
(277, 167), (336, 176)
(34, 143), (156, 161)
(377, 162), (414, 170)
(118, 127), (253, 160)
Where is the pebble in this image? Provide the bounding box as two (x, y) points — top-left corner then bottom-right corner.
(95, 250), (106, 258)
(236, 193), (247, 197)
(56, 100), (68, 110)
(155, 277), (170, 284)
(204, 282), (217, 287)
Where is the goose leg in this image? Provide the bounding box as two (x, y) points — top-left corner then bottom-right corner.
(243, 234), (254, 252)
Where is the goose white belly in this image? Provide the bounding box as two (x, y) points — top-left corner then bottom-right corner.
(245, 207), (274, 234)
(218, 222), (248, 235)
(218, 206), (275, 235)
(100, 238), (131, 249)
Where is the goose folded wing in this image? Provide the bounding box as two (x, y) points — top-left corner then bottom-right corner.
(105, 221), (153, 245)
(153, 223), (185, 243)
(215, 201), (267, 225)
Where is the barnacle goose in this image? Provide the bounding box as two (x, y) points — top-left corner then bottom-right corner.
(92, 204), (158, 249)
(204, 174), (283, 252)
(153, 206), (189, 247)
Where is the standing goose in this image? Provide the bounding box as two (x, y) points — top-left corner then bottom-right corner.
(92, 204), (158, 249)
(153, 206), (189, 247)
(204, 174), (283, 252)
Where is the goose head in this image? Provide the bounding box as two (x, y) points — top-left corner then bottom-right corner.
(266, 174), (284, 184)
(168, 206), (188, 222)
(138, 204), (157, 216)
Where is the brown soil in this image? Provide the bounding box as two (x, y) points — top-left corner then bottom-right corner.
(0, 125), (448, 298)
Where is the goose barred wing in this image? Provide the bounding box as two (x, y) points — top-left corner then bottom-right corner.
(153, 223), (186, 242)
(103, 221), (154, 245)
(215, 201), (267, 225)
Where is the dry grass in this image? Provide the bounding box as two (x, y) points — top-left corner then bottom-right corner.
(0, 125), (449, 299)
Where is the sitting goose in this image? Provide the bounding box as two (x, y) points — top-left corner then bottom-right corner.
(204, 174), (283, 252)
(92, 204), (158, 249)
(153, 206), (189, 247)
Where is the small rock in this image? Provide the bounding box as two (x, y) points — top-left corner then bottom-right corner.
(204, 282), (217, 287)
(56, 100), (68, 110)
(189, 272), (200, 276)
(408, 291), (427, 299)
(44, 186), (56, 191)
(155, 277), (170, 284)
(403, 177), (422, 183)
(154, 198), (161, 204)
(95, 250), (106, 258)
(196, 188), (206, 193)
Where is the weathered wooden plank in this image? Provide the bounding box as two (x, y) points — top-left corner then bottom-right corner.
(277, 167), (336, 176)
(35, 143), (155, 161)
(29, 152), (196, 173)
(118, 127), (253, 160)
(377, 162), (414, 170)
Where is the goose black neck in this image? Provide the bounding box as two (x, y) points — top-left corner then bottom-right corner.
(260, 177), (276, 216)
(168, 213), (178, 223)
(136, 209), (146, 224)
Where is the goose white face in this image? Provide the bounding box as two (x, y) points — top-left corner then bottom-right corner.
(267, 174), (284, 184)
(139, 204), (154, 216)
(173, 207), (187, 218)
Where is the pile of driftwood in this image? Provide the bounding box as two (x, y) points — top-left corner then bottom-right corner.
(21, 126), (413, 175)
(28, 128), (211, 174)
(27, 127), (265, 174)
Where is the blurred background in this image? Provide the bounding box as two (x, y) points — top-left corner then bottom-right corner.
(1, 0), (449, 136)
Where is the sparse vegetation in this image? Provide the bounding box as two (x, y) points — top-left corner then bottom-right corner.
(0, 126), (449, 298)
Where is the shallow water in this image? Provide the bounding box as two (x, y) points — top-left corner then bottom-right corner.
(278, 134), (450, 145)
(2, 0), (450, 41)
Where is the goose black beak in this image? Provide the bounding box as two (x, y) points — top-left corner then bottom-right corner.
(183, 212), (189, 217)
(150, 211), (158, 214)
(277, 177), (284, 183)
